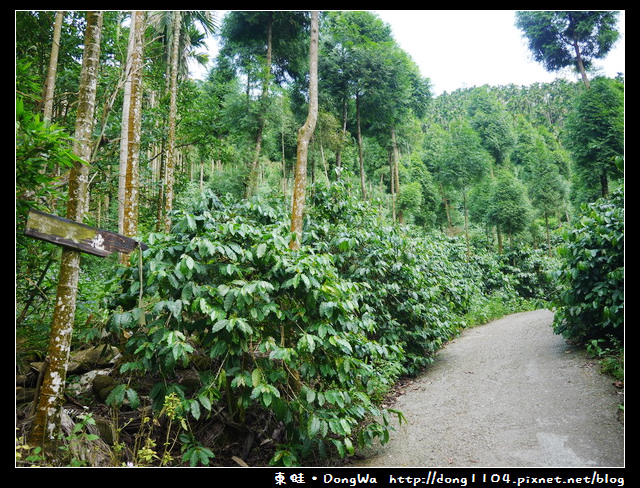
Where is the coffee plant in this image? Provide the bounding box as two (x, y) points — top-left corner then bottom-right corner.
(109, 189), (406, 465)
(552, 187), (624, 343)
(306, 179), (476, 373)
(107, 178), (559, 465)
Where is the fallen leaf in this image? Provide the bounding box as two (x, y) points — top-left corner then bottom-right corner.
(232, 456), (249, 467)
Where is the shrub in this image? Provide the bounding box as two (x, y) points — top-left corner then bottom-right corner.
(307, 179), (472, 375)
(107, 177), (563, 465)
(552, 187), (624, 343)
(109, 190), (403, 465)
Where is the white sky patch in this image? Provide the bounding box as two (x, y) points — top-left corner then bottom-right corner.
(190, 10), (625, 96)
(375, 10), (625, 95)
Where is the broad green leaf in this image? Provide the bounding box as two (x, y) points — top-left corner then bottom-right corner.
(198, 395), (212, 412)
(251, 368), (263, 387)
(211, 319), (229, 333)
(308, 415), (321, 437)
(257, 243), (267, 258)
(190, 400), (201, 420)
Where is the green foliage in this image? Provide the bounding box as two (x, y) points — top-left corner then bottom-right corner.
(15, 97), (88, 348)
(19, 10), (619, 466)
(15, 97), (81, 221)
(586, 337), (624, 382)
(552, 187), (624, 343)
(486, 170), (533, 240)
(106, 176), (558, 465)
(515, 11), (621, 74)
(564, 77), (624, 203)
(109, 188), (404, 465)
(467, 86), (517, 165)
(307, 178), (477, 371)
(397, 181), (423, 215)
(442, 118), (491, 188)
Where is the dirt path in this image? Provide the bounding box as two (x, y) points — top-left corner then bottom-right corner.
(352, 309), (624, 467)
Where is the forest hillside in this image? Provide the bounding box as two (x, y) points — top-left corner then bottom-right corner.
(16, 11), (624, 467)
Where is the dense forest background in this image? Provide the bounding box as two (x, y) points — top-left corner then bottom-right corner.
(16, 11), (624, 467)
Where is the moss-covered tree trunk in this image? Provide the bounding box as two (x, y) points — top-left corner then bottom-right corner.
(164, 11), (180, 232)
(120, 11), (145, 264)
(290, 11), (318, 250)
(29, 11), (103, 453)
(42, 11), (64, 124)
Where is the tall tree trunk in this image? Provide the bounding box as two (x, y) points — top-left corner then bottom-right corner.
(463, 189), (470, 259)
(572, 39), (591, 89)
(391, 127), (402, 223)
(356, 93), (367, 200)
(119, 11), (145, 264)
(280, 97), (287, 193)
(164, 11), (181, 232)
(247, 12), (274, 198)
(389, 151), (396, 222)
(600, 169), (609, 197)
(440, 182), (453, 230)
(545, 213), (552, 256)
(319, 139), (329, 182)
(290, 11), (318, 250)
(29, 11), (103, 452)
(42, 11), (64, 124)
(335, 97), (348, 177)
(118, 17), (132, 233)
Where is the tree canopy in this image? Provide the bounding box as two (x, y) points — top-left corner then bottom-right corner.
(515, 11), (620, 88)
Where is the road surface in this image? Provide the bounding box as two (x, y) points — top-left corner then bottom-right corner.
(351, 309), (624, 467)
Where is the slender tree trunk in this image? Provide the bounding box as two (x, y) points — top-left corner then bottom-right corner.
(572, 40), (590, 89)
(600, 169), (609, 197)
(389, 151), (396, 222)
(43, 11), (64, 124)
(463, 189), (470, 259)
(156, 144), (166, 231)
(118, 24), (132, 233)
(164, 11), (181, 232)
(335, 97), (347, 177)
(356, 93), (367, 200)
(320, 140), (329, 182)
(545, 213), (552, 256)
(281, 100), (288, 194)
(290, 11), (318, 250)
(119, 11), (144, 233)
(247, 12), (273, 198)
(120, 11), (145, 263)
(29, 11), (103, 452)
(440, 182), (453, 230)
(391, 127), (403, 223)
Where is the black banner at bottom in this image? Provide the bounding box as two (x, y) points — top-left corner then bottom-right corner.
(246, 467), (627, 487)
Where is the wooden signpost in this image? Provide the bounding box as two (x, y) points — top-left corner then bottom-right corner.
(24, 208), (148, 450)
(24, 208), (147, 257)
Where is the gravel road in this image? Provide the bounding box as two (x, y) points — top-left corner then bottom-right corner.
(351, 309), (624, 468)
